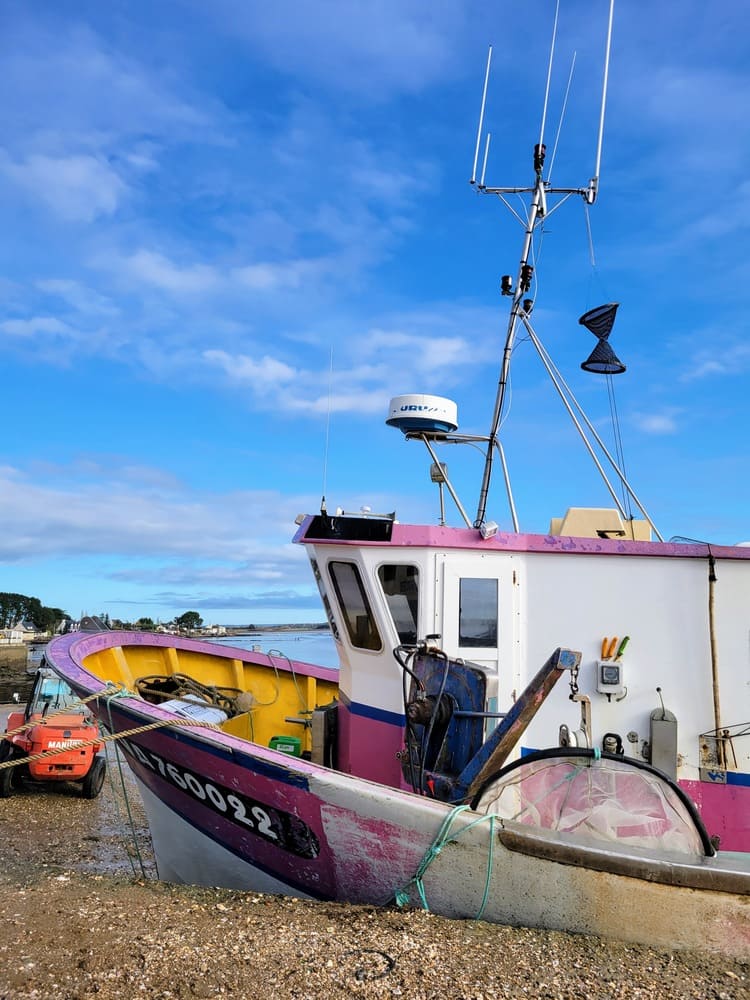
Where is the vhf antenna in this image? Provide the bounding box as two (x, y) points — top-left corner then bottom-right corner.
(590, 0), (616, 204)
(471, 0), (616, 531)
(470, 45), (492, 186)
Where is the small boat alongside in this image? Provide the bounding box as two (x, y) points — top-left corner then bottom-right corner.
(43, 0), (750, 960)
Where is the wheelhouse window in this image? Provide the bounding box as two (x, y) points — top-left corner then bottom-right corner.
(378, 564), (419, 643)
(328, 561), (382, 651)
(458, 578), (498, 647)
(310, 558), (341, 643)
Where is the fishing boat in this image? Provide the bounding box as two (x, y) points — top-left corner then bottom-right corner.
(43, 0), (749, 959)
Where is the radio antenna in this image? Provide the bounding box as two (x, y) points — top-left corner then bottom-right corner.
(320, 347), (334, 515)
(471, 46), (493, 185)
(480, 132), (492, 188)
(548, 51), (577, 181)
(538, 0), (561, 149)
(588, 0), (616, 203)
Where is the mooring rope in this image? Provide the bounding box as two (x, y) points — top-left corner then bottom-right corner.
(103, 687), (153, 879)
(0, 712), (223, 770)
(1, 685), (124, 740)
(394, 805), (498, 920)
(104, 738), (151, 879)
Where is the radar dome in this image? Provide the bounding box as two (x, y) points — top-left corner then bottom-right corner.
(386, 394), (458, 435)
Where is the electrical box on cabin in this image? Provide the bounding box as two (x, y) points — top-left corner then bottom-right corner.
(595, 659), (625, 697)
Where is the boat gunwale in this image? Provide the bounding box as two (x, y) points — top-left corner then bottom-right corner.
(497, 823), (750, 896)
(44, 630), (340, 770)
(48, 629), (339, 683)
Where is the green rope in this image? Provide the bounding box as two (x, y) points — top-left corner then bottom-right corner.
(395, 804), (498, 920)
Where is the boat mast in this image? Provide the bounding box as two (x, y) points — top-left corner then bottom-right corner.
(472, 0), (616, 531)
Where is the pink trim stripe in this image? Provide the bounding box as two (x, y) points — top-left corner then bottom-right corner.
(681, 779), (750, 853)
(296, 517), (750, 560)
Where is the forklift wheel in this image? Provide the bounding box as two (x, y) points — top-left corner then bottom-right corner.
(0, 748), (21, 798)
(81, 756), (106, 799)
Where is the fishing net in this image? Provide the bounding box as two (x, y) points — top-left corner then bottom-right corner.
(473, 752), (707, 856)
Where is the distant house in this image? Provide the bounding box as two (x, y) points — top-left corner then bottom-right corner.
(2, 619), (45, 643)
(205, 624), (227, 637)
(0, 624), (24, 645)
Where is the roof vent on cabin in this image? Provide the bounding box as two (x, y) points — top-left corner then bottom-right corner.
(386, 394), (458, 436)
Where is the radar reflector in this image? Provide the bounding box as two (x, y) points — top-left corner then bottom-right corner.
(579, 302), (625, 375)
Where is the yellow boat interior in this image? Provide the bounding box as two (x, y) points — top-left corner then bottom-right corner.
(82, 641), (339, 758)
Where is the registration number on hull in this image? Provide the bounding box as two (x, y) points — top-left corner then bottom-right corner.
(119, 737), (320, 859)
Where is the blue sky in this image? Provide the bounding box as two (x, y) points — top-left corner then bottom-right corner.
(1, 1), (748, 625)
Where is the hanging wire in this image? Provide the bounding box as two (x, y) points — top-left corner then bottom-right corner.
(583, 195), (632, 521)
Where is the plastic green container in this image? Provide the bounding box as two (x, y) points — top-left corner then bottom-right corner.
(269, 735), (302, 757)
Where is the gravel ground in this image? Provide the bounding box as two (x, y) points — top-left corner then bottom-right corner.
(0, 732), (747, 999)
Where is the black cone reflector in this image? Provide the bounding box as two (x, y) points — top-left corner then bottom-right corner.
(581, 339), (626, 375)
(579, 303), (619, 340)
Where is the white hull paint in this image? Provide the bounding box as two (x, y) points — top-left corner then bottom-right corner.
(138, 781), (315, 898)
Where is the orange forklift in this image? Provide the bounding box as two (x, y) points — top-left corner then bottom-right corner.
(0, 665), (106, 798)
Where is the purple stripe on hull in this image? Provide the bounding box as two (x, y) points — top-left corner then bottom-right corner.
(337, 701), (404, 788)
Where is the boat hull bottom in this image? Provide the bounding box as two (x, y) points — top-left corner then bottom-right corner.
(139, 781), (315, 899)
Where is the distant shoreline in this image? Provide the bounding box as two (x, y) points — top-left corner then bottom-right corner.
(201, 623), (329, 638)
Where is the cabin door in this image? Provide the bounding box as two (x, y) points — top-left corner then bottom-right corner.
(439, 556), (520, 713)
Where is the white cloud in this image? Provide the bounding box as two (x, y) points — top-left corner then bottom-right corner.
(0, 316), (75, 339)
(632, 410), (680, 435)
(205, 0), (469, 100)
(37, 279), (119, 317)
(2, 19), (217, 148)
(231, 258), (329, 291)
(120, 250), (220, 294)
(198, 304), (495, 417)
(0, 152), (126, 222)
(203, 350), (298, 387)
(682, 341), (750, 381)
(0, 460), (312, 567)
(364, 329), (472, 373)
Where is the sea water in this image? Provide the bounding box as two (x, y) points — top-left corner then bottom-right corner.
(208, 629), (337, 669)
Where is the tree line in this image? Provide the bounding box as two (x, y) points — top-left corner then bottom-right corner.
(0, 592), (68, 633)
(109, 611), (205, 631)
(0, 598), (212, 635)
